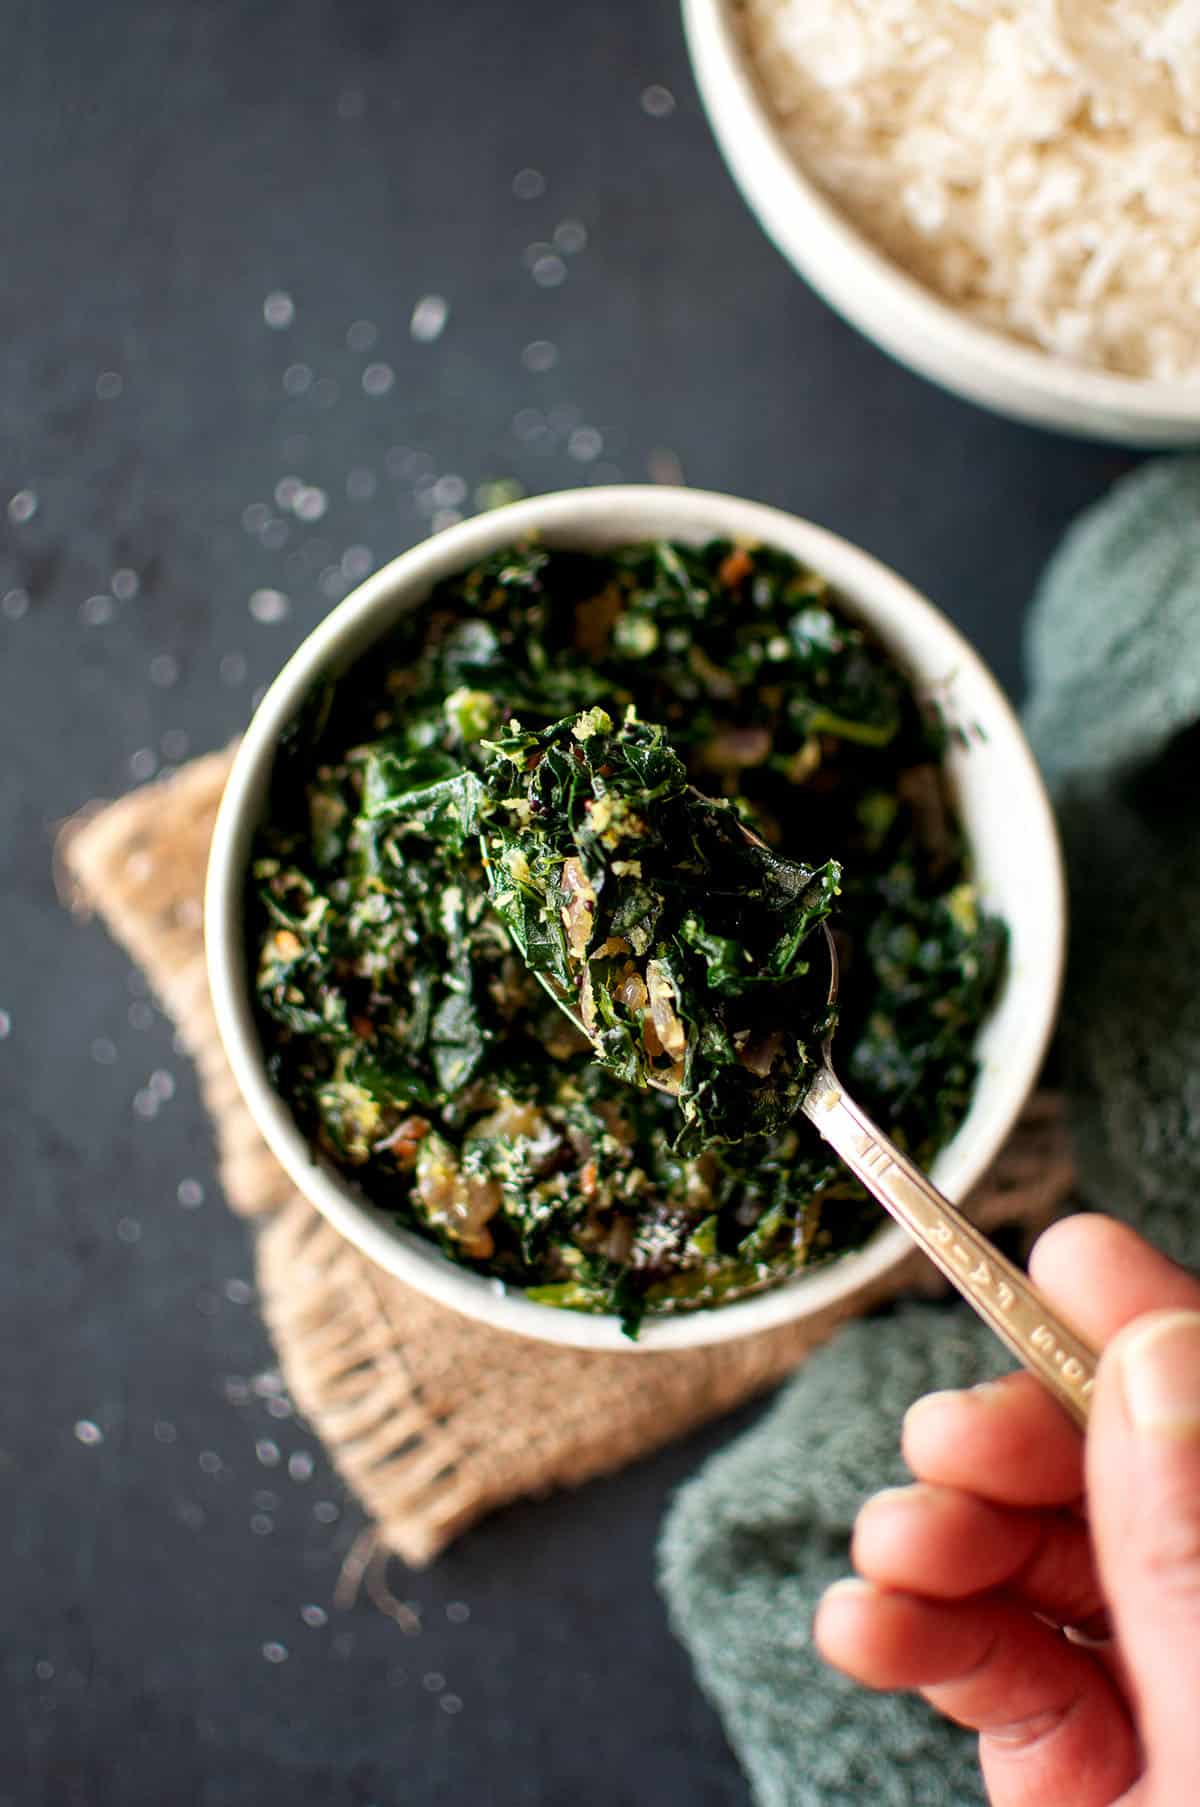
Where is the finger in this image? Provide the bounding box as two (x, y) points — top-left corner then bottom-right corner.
(1088, 1308), (1200, 1790)
(814, 1580), (1138, 1807)
(852, 1483), (1105, 1628)
(902, 1372), (1085, 1505)
(901, 1216), (1200, 1508)
(1029, 1215), (1200, 1342)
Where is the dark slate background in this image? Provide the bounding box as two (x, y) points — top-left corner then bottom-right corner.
(2, 2), (1134, 1803)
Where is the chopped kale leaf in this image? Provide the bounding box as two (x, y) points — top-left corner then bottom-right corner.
(477, 709), (840, 1154)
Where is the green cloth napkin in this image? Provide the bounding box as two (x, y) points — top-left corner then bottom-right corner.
(659, 457), (1200, 1807)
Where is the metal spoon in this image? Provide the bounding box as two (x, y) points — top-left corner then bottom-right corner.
(525, 910), (1097, 1430)
(800, 921), (1096, 1429)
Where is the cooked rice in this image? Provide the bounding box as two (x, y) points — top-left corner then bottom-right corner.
(741, 0), (1200, 380)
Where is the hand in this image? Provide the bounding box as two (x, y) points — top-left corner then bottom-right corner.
(813, 1215), (1200, 1806)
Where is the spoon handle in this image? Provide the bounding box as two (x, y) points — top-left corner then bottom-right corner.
(802, 1065), (1097, 1429)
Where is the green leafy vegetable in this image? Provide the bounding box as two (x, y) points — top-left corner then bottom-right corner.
(477, 709), (841, 1153)
(250, 536), (1006, 1335)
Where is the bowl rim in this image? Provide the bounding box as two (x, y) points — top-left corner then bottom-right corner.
(205, 484), (1065, 1351)
(681, 0), (1200, 431)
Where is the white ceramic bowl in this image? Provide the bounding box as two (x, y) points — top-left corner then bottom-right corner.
(683, 0), (1200, 447)
(206, 486), (1065, 1351)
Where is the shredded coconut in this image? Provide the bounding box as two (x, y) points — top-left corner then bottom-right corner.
(741, 0), (1200, 380)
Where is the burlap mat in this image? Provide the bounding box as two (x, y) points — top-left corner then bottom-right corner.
(58, 748), (1077, 1565)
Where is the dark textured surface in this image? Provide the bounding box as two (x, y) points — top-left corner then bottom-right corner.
(1, 2), (1131, 1803)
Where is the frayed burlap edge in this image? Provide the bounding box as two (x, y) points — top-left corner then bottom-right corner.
(58, 750), (1077, 1565)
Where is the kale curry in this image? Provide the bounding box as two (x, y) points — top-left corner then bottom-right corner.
(251, 539), (1005, 1333)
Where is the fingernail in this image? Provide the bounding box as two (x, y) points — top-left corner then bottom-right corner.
(902, 1388), (962, 1434)
(1118, 1311), (1200, 1440)
(858, 1482), (929, 1521)
(820, 1577), (874, 1605)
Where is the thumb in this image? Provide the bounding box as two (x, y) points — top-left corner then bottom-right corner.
(1088, 1309), (1200, 1791)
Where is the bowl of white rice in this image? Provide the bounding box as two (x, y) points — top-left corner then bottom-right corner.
(683, 0), (1200, 444)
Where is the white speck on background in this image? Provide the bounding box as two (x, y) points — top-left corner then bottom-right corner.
(410, 295), (449, 343)
(341, 545), (373, 582)
(153, 1420), (177, 1443)
(512, 408), (544, 443)
(256, 1439), (281, 1468)
(313, 1500), (340, 1524)
(176, 1500), (205, 1530)
(254, 1371), (284, 1397)
(224, 1278), (254, 1304)
(283, 363), (313, 396)
(81, 595), (115, 627)
(430, 509), (462, 533)
(220, 652), (248, 686)
(262, 1641), (289, 1664)
(91, 1037), (117, 1064)
(288, 1450), (315, 1483)
(263, 292), (295, 329)
(440, 1694), (463, 1715)
(198, 1450), (222, 1475)
(512, 167), (545, 200)
(521, 339), (558, 372)
(129, 747), (158, 782)
(301, 1604), (328, 1628)
(253, 1489), (278, 1510)
(128, 1000), (154, 1030)
(641, 83), (676, 117)
(74, 1421), (103, 1446)
(96, 371), (123, 400)
(111, 568), (140, 600)
(242, 502), (271, 534)
(149, 654), (180, 688)
(265, 1396), (292, 1421)
(446, 1602), (470, 1623)
(293, 486), (327, 521)
(346, 467), (376, 501)
(362, 362), (395, 396)
(347, 319), (378, 352)
(554, 220), (588, 254)
(0, 1011), (10, 1040)
(320, 566), (346, 600)
(115, 1217), (141, 1244)
(176, 1178), (204, 1208)
(225, 1377), (251, 1405)
(3, 588), (30, 620)
(274, 475), (304, 511)
(249, 588), (290, 624)
(423, 1673), (445, 1693)
(568, 426), (603, 462)
(8, 489), (38, 524)
(530, 252), (567, 289)
(260, 518), (289, 551)
(432, 474), (466, 508)
(34, 1661), (54, 1681)
(250, 1514), (274, 1536)
(336, 85), (365, 119)
(161, 728), (189, 761)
